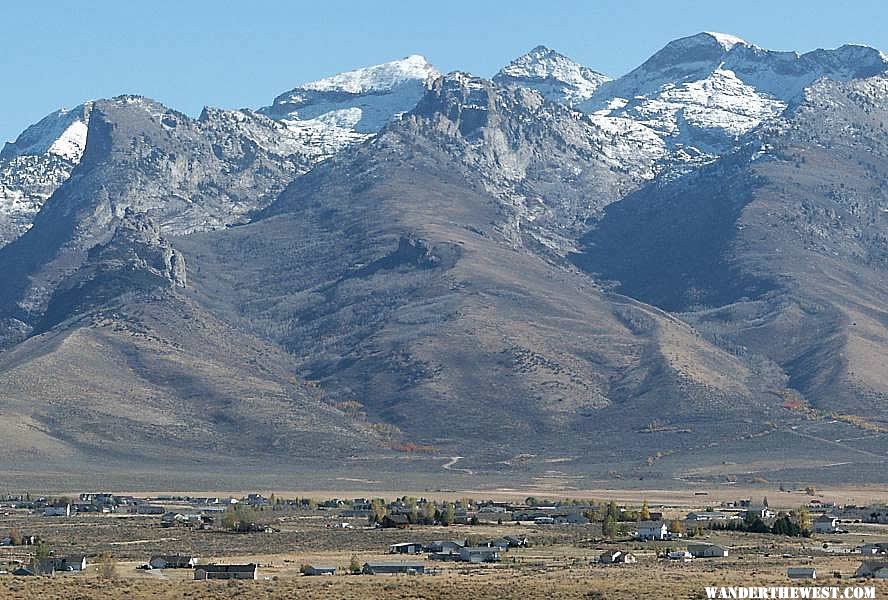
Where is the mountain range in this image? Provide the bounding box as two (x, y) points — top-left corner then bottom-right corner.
(1, 32), (886, 489)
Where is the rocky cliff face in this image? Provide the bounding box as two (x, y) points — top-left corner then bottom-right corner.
(405, 72), (666, 253)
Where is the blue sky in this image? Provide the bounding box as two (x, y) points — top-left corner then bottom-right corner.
(3, 0), (888, 143)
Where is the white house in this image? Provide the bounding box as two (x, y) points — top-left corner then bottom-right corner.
(599, 550), (637, 564)
(814, 515), (839, 534)
(637, 521), (668, 540)
(149, 555), (196, 569)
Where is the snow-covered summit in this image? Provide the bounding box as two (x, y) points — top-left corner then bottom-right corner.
(0, 103), (95, 246)
(260, 55), (440, 134)
(299, 54), (439, 95)
(493, 45), (610, 106)
(1, 103), (92, 162)
(700, 32), (749, 51)
(580, 33), (888, 154)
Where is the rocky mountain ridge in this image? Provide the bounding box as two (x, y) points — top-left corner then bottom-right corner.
(0, 34), (886, 485)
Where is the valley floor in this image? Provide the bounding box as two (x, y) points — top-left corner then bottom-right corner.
(2, 491), (887, 599)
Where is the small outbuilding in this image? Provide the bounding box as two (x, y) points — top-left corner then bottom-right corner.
(787, 567), (816, 580)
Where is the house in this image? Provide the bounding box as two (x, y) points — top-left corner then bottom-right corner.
(748, 506), (775, 520)
(149, 555), (197, 569)
(136, 504), (165, 515)
(687, 543), (729, 558)
(787, 567), (817, 580)
(424, 540), (465, 553)
(860, 542), (888, 555)
(554, 512), (590, 525)
(11, 566), (36, 577)
(598, 550), (637, 564)
(855, 560), (888, 579)
(362, 562), (425, 575)
(380, 514), (410, 529)
(43, 504), (71, 517)
(637, 521), (668, 540)
(194, 563), (258, 580)
(50, 556), (88, 571)
(389, 542), (424, 554)
(459, 546), (501, 563)
(686, 511), (732, 522)
(667, 551), (693, 561)
(534, 516), (556, 524)
(814, 515), (840, 534)
(303, 565), (336, 576)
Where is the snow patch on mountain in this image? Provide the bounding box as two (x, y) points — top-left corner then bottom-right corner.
(494, 45), (611, 106)
(704, 32), (749, 51)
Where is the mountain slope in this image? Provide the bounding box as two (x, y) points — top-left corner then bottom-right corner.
(574, 74), (888, 426)
(0, 95), (318, 341)
(173, 75), (822, 478)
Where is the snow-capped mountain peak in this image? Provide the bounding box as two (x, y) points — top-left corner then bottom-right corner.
(1, 103), (95, 246)
(580, 33), (888, 155)
(493, 45), (610, 106)
(259, 55), (441, 136)
(299, 54), (439, 95)
(1, 103), (92, 162)
(701, 31), (750, 50)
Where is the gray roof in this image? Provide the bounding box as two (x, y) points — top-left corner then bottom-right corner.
(637, 520), (665, 528)
(364, 561), (424, 568)
(197, 563), (256, 573)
